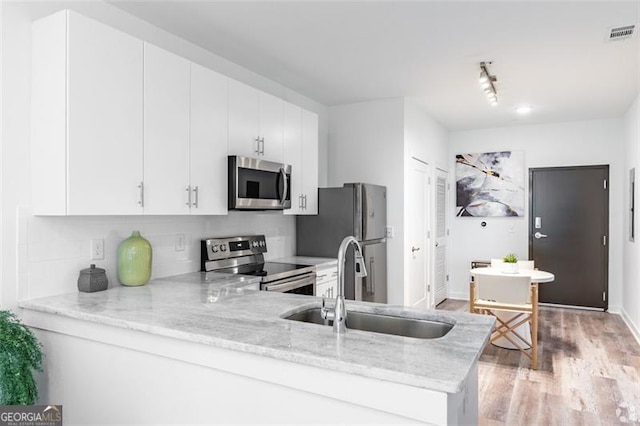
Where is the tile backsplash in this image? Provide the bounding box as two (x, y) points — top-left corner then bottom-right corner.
(17, 206), (295, 300)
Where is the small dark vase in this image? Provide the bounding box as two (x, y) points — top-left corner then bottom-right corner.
(77, 264), (109, 292)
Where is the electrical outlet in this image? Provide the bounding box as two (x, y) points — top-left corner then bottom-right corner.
(91, 239), (104, 260)
(175, 234), (185, 252)
(385, 226), (394, 238)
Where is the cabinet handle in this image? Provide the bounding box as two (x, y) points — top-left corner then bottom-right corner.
(303, 194), (307, 210)
(259, 137), (265, 155)
(254, 137), (260, 154)
(192, 186), (199, 208)
(138, 182), (144, 207)
(279, 167), (288, 206)
(366, 257), (375, 294)
(298, 195), (303, 209)
(186, 186), (191, 206)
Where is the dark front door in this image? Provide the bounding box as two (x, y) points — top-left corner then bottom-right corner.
(529, 166), (609, 310)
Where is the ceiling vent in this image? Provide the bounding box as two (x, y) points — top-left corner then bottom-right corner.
(607, 25), (635, 41)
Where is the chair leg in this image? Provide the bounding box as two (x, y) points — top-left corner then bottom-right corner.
(469, 282), (476, 313)
(531, 284), (539, 370)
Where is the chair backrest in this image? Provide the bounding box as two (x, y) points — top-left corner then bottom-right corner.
(475, 274), (532, 304)
(490, 258), (503, 268)
(518, 260), (535, 270)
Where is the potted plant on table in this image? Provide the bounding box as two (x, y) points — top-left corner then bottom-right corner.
(502, 253), (519, 274)
(0, 310), (43, 405)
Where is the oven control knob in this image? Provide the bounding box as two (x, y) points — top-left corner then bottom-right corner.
(252, 241), (259, 248)
(220, 244), (227, 252)
(211, 244), (219, 253)
(260, 240), (265, 247)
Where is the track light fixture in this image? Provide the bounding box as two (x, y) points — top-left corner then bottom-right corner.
(479, 61), (498, 106)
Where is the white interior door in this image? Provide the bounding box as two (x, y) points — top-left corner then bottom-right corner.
(434, 168), (449, 305)
(406, 158), (430, 308)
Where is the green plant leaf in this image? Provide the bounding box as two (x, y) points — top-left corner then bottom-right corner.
(0, 310), (43, 405)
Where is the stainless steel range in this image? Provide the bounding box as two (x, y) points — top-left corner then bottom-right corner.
(200, 235), (316, 295)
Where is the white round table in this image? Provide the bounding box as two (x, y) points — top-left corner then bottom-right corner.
(470, 267), (555, 349)
(470, 267), (554, 283)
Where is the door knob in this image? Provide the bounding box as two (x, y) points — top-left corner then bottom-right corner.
(411, 246), (420, 253)
(534, 232), (548, 239)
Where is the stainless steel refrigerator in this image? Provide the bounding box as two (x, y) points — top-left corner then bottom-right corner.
(296, 183), (387, 303)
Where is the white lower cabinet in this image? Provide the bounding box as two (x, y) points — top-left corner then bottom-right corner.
(316, 266), (338, 298)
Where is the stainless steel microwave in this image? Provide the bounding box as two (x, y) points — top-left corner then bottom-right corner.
(228, 156), (292, 210)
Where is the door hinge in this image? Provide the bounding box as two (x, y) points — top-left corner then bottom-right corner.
(446, 274), (449, 281)
(603, 235), (607, 246)
(446, 229), (450, 236)
(604, 179), (607, 190)
(428, 284), (431, 292)
(427, 231), (431, 239)
(603, 292), (606, 302)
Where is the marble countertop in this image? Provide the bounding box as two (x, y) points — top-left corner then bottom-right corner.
(270, 256), (337, 268)
(19, 273), (493, 394)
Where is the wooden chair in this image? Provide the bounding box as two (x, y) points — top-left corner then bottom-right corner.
(469, 274), (539, 369)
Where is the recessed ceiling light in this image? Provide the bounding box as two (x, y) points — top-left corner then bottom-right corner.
(516, 105), (532, 115)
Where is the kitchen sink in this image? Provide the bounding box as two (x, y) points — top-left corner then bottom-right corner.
(285, 308), (453, 339)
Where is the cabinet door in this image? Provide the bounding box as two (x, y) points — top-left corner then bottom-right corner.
(283, 102), (303, 215)
(258, 91), (284, 162)
(143, 43), (191, 215)
(190, 63), (228, 215)
(301, 110), (319, 215)
(228, 79), (259, 158)
(66, 11), (143, 215)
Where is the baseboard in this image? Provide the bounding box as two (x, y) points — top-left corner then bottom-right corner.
(620, 308), (640, 346)
(447, 292), (469, 301)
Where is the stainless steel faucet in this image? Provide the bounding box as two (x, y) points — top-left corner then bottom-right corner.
(321, 236), (368, 334)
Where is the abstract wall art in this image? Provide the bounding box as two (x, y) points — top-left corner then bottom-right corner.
(455, 151), (524, 217)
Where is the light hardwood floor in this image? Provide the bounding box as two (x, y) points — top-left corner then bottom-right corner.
(437, 299), (640, 425)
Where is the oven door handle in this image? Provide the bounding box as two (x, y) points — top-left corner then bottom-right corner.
(264, 274), (314, 292)
(279, 166), (288, 206)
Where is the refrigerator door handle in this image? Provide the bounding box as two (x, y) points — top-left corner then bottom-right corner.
(366, 257), (375, 293)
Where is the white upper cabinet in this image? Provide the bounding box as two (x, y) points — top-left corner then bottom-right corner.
(284, 104), (318, 215)
(143, 43), (191, 215)
(301, 110), (319, 214)
(258, 91), (284, 162)
(228, 79), (284, 162)
(228, 79), (260, 158)
(190, 63), (229, 215)
(32, 10), (144, 215)
(283, 102), (303, 214)
(32, 10), (318, 217)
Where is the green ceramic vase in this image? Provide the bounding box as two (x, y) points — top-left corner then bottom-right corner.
(117, 231), (152, 286)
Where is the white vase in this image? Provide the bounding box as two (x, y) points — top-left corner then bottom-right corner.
(502, 262), (519, 274)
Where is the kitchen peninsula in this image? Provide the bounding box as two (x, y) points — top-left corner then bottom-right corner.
(19, 273), (493, 425)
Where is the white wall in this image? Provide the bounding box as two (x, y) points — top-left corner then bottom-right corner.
(623, 94), (640, 340)
(328, 98), (405, 304)
(327, 98), (448, 306)
(448, 118), (625, 312)
(403, 99), (450, 305)
(1, 2), (328, 310)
